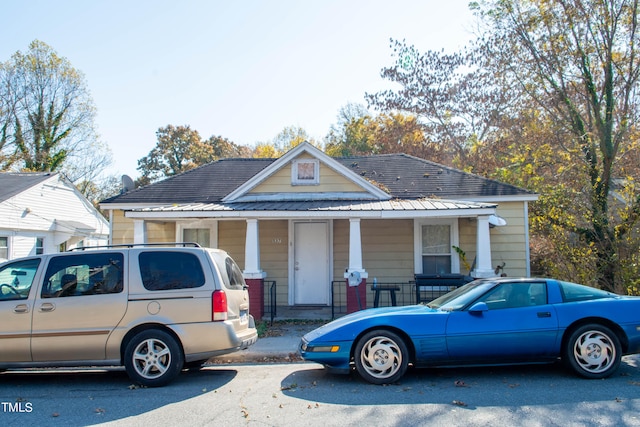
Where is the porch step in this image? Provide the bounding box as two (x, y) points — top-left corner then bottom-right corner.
(267, 305), (333, 321)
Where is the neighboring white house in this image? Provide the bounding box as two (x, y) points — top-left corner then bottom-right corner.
(0, 172), (109, 262)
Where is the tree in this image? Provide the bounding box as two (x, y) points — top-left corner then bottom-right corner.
(251, 143), (280, 158)
(325, 105), (441, 160)
(473, 0), (640, 292)
(366, 39), (512, 169)
(272, 125), (320, 152)
(367, 1), (640, 293)
(0, 40), (110, 183)
(137, 125), (246, 184)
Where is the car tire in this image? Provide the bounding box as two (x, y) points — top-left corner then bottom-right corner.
(124, 329), (184, 387)
(354, 330), (409, 384)
(564, 324), (621, 379)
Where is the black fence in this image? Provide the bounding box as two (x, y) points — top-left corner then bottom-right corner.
(331, 274), (473, 319)
(264, 280), (277, 324)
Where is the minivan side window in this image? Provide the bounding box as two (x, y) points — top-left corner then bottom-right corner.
(225, 256), (247, 290)
(42, 253), (124, 298)
(139, 251), (205, 291)
(0, 258), (40, 300)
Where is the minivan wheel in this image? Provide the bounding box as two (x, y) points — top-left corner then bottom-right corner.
(124, 329), (184, 387)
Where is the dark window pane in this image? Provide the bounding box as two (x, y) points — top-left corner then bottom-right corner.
(139, 251), (205, 291)
(422, 255), (451, 275)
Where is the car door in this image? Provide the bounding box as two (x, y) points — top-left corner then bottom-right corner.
(30, 252), (128, 362)
(445, 281), (559, 362)
(0, 258), (41, 362)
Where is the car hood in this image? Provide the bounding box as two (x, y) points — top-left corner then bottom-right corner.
(302, 304), (441, 343)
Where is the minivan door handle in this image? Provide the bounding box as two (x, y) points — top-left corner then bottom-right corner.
(13, 304), (30, 313)
(39, 303), (56, 312)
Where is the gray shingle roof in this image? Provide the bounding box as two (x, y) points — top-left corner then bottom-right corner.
(335, 154), (534, 199)
(102, 159), (273, 204)
(102, 154), (534, 204)
(0, 172), (54, 203)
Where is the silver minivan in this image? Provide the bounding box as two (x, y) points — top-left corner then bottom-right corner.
(0, 243), (257, 386)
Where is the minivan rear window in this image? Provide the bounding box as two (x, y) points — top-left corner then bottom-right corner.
(139, 251), (205, 291)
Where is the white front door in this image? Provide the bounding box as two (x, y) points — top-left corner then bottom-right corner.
(293, 222), (329, 305)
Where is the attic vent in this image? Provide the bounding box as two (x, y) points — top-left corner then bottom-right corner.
(292, 159), (319, 185)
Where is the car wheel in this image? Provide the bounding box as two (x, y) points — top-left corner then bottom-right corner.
(124, 329), (184, 387)
(564, 324), (621, 379)
(354, 330), (409, 384)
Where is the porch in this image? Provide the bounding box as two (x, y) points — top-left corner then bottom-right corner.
(261, 275), (473, 323)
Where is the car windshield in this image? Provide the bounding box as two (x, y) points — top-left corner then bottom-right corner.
(427, 280), (496, 311)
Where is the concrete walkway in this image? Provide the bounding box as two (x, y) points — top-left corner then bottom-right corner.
(208, 322), (325, 364)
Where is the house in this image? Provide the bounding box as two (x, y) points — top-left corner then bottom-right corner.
(100, 142), (538, 319)
(0, 172), (109, 262)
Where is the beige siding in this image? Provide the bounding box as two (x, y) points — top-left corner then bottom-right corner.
(250, 154), (365, 194)
(457, 202), (529, 277)
(110, 210), (134, 244)
(218, 219), (290, 306)
(146, 221), (175, 244)
(218, 220), (246, 263)
(458, 218), (476, 275)
(258, 220), (289, 306)
(361, 219), (414, 282)
(332, 219), (349, 281)
(109, 211), (175, 245)
(333, 219), (414, 302)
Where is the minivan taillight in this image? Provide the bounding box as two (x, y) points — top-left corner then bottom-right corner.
(212, 290), (228, 321)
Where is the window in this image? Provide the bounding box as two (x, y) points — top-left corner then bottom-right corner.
(0, 237), (7, 260)
(0, 258), (40, 300)
(225, 256), (247, 290)
(209, 251), (247, 290)
(478, 282), (547, 310)
(292, 159), (319, 185)
(421, 224), (451, 274)
(42, 253), (124, 298)
(139, 251), (205, 291)
(183, 228), (210, 248)
(558, 280), (612, 302)
(35, 237), (44, 255)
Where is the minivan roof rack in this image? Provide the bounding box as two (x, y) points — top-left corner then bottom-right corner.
(68, 242), (202, 251)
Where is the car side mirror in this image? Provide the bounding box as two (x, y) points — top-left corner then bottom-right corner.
(469, 302), (488, 313)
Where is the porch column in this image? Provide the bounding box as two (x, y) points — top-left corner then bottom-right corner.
(243, 219), (266, 320)
(133, 220), (146, 244)
(344, 218), (368, 313)
(472, 215), (494, 278)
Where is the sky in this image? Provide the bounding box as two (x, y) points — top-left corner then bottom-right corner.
(1, 0), (476, 180)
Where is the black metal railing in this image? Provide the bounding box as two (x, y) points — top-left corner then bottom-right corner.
(331, 280), (416, 318)
(330, 276), (473, 319)
(264, 280), (277, 324)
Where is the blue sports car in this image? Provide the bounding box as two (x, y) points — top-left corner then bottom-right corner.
(299, 278), (640, 384)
